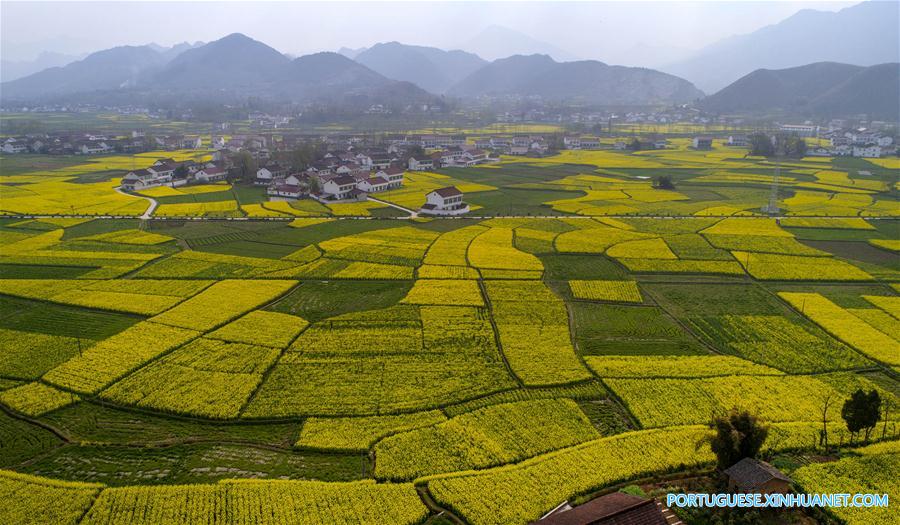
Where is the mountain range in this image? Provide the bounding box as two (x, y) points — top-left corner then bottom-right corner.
(1, 34), (437, 108)
(700, 62), (900, 120)
(354, 42), (486, 94)
(3, 1), (899, 118)
(663, 1), (900, 93)
(448, 54), (703, 105)
(1, 33), (701, 107)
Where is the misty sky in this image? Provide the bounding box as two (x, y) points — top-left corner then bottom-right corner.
(2, 1), (858, 64)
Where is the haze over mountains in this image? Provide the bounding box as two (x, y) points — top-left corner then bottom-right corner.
(459, 25), (578, 62)
(1, 33), (699, 107)
(354, 42), (486, 94)
(663, 0), (900, 92)
(2, 34), (437, 108)
(1, 51), (84, 83)
(2, 1), (898, 118)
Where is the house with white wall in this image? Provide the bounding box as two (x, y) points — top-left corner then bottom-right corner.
(357, 176), (390, 193)
(1, 140), (27, 154)
(195, 166), (228, 182)
(320, 175), (363, 201)
(121, 168), (172, 191)
(852, 144), (882, 158)
(408, 156), (434, 171)
(375, 167), (405, 188)
(419, 186), (469, 216)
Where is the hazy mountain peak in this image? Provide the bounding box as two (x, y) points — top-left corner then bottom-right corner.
(462, 25), (578, 62)
(355, 41), (486, 93)
(663, 0), (900, 92)
(1, 44), (165, 98)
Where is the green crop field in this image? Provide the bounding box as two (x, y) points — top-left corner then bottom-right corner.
(0, 143), (898, 524)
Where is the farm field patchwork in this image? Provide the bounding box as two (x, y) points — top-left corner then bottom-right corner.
(0, 145), (898, 524)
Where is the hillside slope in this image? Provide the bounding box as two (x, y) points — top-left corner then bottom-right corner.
(700, 62), (900, 119)
(449, 54), (703, 105)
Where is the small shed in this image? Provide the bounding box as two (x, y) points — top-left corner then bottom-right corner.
(531, 492), (668, 525)
(723, 457), (792, 494)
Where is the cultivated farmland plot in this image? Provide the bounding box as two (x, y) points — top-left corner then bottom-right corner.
(0, 145), (898, 524)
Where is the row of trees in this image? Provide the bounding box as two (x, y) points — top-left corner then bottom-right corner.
(748, 133), (808, 157)
(710, 389), (888, 470)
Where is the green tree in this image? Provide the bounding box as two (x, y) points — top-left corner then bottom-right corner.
(628, 138), (642, 151)
(233, 151), (257, 182)
(288, 143), (319, 172)
(174, 164), (189, 180)
(842, 389), (882, 443)
(748, 133), (774, 157)
(654, 174), (675, 190)
(407, 145), (425, 159)
(707, 410), (769, 470)
(781, 136), (807, 158)
(308, 176), (321, 194)
(546, 134), (565, 152)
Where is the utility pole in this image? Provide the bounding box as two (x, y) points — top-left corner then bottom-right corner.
(763, 137), (783, 216)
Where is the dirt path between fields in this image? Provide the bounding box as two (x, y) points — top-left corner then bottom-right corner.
(115, 186), (157, 219)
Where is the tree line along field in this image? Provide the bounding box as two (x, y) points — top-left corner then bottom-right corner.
(0, 208), (898, 525)
(1, 138), (898, 218)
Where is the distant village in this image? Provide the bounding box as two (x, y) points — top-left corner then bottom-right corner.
(2, 117), (896, 216)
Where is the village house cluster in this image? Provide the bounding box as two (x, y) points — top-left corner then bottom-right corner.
(257, 156), (405, 203)
(820, 127), (895, 158)
(778, 122), (897, 158)
(258, 143), (470, 216)
(0, 130), (205, 156)
(717, 124), (897, 158)
(121, 158), (227, 191)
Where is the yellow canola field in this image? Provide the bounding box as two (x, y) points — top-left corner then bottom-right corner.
(568, 280), (643, 302)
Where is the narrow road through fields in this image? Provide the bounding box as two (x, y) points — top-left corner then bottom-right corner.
(115, 186), (157, 219)
(367, 196), (418, 218)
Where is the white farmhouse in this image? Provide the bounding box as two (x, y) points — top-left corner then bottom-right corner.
(194, 166), (228, 182)
(563, 136), (582, 150)
(256, 167), (275, 185)
(80, 142), (111, 155)
(374, 167), (405, 188)
(780, 124), (818, 137)
(355, 153), (373, 167)
(357, 176), (390, 193)
(408, 156), (434, 171)
(255, 163), (288, 185)
(692, 137), (713, 150)
(267, 179), (304, 199)
(852, 144), (882, 158)
(321, 175), (363, 201)
(1, 140), (27, 154)
(579, 137), (600, 149)
(419, 186), (469, 216)
(148, 161), (177, 179)
(121, 168), (172, 191)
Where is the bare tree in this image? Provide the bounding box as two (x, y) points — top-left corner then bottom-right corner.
(820, 394), (834, 452)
